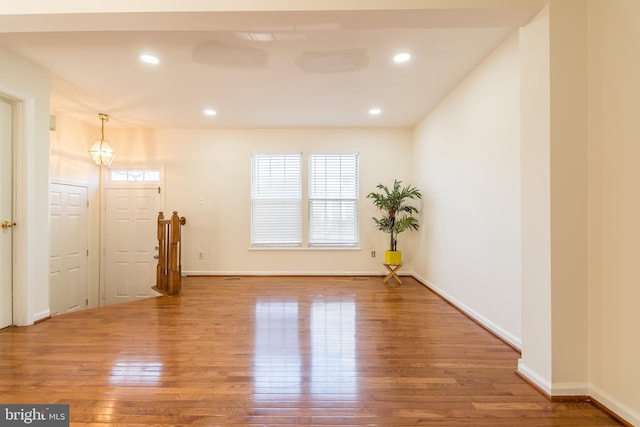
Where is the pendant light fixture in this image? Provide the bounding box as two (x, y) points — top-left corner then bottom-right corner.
(89, 113), (115, 166)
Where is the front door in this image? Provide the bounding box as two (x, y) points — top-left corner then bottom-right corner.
(50, 183), (89, 315)
(0, 96), (14, 329)
(104, 188), (160, 305)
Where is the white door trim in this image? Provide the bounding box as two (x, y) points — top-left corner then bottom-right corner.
(0, 95), (14, 329)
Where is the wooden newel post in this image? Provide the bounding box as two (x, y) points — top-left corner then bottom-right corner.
(168, 211), (186, 296)
(153, 210), (186, 296)
(155, 211), (168, 293)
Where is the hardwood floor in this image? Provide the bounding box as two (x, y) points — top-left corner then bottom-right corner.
(0, 276), (622, 426)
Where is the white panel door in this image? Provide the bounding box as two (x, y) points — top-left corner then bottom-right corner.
(104, 188), (160, 305)
(0, 97), (13, 329)
(50, 183), (89, 315)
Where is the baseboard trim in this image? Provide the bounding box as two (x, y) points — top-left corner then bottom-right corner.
(551, 381), (590, 398)
(411, 273), (521, 351)
(516, 359), (636, 426)
(515, 368), (589, 401)
(516, 360), (552, 396)
(33, 315), (51, 325)
(183, 270), (413, 277)
(32, 309), (51, 325)
(589, 385), (638, 427)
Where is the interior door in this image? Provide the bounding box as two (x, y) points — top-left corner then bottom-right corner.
(0, 96), (14, 329)
(50, 183), (89, 315)
(104, 187), (160, 305)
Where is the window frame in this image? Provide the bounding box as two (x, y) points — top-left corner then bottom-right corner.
(250, 152), (360, 250)
(307, 152), (359, 248)
(250, 153), (303, 248)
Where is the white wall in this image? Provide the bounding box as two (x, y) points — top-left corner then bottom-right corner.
(548, 0), (589, 395)
(0, 45), (50, 325)
(587, 0), (640, 424)
(517, 5), (552, 393)
(112, 127), (415, 275)
(412, 31), (522, 348)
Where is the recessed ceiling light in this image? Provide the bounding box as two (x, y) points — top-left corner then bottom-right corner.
(393, 52), (411, 63)
(204, 109), (217, 116)
(369, 108), (382, 115)
(140, 54), (159, 65)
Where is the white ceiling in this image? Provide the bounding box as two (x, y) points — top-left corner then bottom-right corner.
(0, 7), (542, 129)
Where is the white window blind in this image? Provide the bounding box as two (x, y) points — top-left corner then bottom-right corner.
(251, 154), (302, 247)
(308, 153), (359, 247)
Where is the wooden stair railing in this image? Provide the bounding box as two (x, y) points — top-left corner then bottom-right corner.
(152, 211), (186, 296)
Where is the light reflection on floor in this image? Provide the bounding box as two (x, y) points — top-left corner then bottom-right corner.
(310, 297), (357, 397)
(254, 298), (302, 399)
(253, 296), (357, 400)
(108, 360), (163, 385)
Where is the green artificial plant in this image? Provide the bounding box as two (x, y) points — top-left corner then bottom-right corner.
(367, 179), (422, 251)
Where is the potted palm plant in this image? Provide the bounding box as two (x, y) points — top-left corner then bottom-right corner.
(367, 179), (422, 265)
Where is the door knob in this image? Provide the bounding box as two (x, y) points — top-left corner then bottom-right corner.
(153, 255), (159, 259)
(1, 221), (14, 229)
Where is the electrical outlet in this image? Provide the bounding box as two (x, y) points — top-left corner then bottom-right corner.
(198, 251), (204, 260)
(371, 251), (376, 258)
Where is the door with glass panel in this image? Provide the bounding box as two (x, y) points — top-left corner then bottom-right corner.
(104, 187), (160, 305)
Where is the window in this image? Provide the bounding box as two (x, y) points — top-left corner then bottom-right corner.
(251, 154), (302, 247)
(308, 153), (358, 247)
(251, 153), (358, 249)
(110, 168), (161, 182)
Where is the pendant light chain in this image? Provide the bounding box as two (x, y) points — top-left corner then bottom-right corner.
(89, 113), (116, 167)
(99, 113), (108, 163)
(100, 115), (105, 143)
